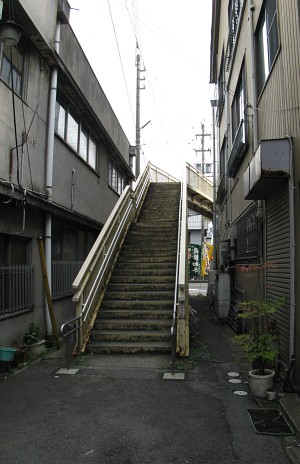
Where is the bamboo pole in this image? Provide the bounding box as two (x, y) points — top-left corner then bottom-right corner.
(37, 238), (61, 349)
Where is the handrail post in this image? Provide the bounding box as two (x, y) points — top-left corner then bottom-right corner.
(66, 332), (70, 370)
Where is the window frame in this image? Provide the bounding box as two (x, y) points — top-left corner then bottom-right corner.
(0, 39), (25, 96)
(108, 159), (127, 195)
(231, 64), (246, 144)
(256, 0), (279, 97)
(55, 96), (99, 171)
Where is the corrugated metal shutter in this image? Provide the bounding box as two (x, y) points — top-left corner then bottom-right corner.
(266, 184), (290, 369)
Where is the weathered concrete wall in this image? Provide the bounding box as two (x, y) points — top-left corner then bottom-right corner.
(59, 25), (130, 165)
(18, 0), (57, 49)
(52, 138), (119, 225)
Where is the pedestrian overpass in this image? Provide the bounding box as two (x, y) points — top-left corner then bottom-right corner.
(62, 162), (213, 365)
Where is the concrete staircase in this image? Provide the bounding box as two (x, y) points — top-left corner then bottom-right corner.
(88, 182), (181, 354)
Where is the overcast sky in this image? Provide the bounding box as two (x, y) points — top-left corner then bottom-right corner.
(68, 0), (215, 179)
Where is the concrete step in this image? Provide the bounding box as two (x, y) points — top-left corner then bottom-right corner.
(119, 249), (177, 258)
(94, 318), (172, 330)
(114, 261), (176, 271)
(122, 243), (177, 251)
(112, 267), (176, 276)
(98, 308), (173, 319)
(91, 329), (171, 342)
(103, 290), (174, 301)
(130, 222), (178, 229)
(87, 340), (172, 354)
(100, 299), (174, 310)
(109, 274), (175, 284)
(107, 283), (175, 293)
(124, 237), (177, 245)
(117, 255), (176, 264)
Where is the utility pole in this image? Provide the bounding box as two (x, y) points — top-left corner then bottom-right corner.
(135, 43), (145, 178)
(195, 122), (211, 175)
(195, 122), (211, 279)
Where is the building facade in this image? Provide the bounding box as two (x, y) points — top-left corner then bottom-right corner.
(0, 0), (134, 345)
(210, 0), (300, 388)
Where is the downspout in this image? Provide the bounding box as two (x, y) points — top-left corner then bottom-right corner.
(249, 1), (263, 220)
(211, 99), (217, 270)
(285, 136), (296, 364)
(45, 19), (60, 333)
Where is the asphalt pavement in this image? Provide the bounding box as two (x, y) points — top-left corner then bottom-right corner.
(0, 285), (299, 464)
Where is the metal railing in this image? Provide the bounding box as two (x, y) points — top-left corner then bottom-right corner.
(171, 179), (185, 372)
(52, 260), (83, 299)
(186, 162), (213, 201)
(61, 162), (153, 358)
(0, 265), (34, 317)
(227, 118), (248, 177)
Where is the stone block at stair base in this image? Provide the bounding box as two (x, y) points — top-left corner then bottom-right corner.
(163, 372), (185, 380)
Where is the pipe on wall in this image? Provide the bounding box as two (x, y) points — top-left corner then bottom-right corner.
(44, 19), (60, 334)
(248, 1), (264, 221)
(285, 136), (296, 363)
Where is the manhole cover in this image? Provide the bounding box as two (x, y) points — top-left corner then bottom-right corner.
(234, 390), (248, 396)
(247, 408), (294, 435)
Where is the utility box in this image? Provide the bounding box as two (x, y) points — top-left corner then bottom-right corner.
(216, 272), (230, 319)
(207, 270), (217, 305)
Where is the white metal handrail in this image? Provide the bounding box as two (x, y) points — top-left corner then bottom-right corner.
(186, 162), (213, 201)
(66, 162), (152, 354)
(171, 180), (184, 372)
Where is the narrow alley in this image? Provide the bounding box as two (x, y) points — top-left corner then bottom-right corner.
(0, 285), (297, 464)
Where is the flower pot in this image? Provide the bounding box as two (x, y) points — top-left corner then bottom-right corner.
(24, 340), (46, 356)
(249, 369), (275, 398)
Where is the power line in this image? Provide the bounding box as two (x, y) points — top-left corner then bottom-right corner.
(107, 0), (135, 126)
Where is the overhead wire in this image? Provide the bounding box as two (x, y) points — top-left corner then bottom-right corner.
(107, 0), (135, 127)
(124, 0), (171, 148)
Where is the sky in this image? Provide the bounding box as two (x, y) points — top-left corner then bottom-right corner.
(68, 0), (215, 180)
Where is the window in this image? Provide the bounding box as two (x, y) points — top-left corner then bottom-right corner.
(228, 64), (248, 177)
(256, 0), (279, 96)
(108, 160), (127, 194)
(55, 96), (99, 170)
(232, 65), (246, 143)
(225, 0), (242, 70)
(217, 52), (225, 124)
(219, 138), (228, 179)
(0, 235), (33, 317)
(67, 112), (79, 152)
(0, 41), (25, 95)
(51, 224), (96, 299)
(52, 222), (96, 261)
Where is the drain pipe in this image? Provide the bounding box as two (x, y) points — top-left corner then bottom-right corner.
(249, 1), (263, 221)
(211, 99), (217, 270)
(285, 136), (296, 365)
(44, 19), (60, 334)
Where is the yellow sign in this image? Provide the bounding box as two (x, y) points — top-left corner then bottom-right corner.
(201, 242), (213, 277)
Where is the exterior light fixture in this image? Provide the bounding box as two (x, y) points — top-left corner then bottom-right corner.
(0, 20), (23, 46)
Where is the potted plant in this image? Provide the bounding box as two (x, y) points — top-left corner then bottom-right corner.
(234, 298), (281, 397)
(23, 323), (46, 356)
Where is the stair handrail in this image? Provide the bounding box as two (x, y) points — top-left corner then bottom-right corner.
(186, 161), (213, 201)
(171, 175), (188, 371)
(63, 162), (152, 356)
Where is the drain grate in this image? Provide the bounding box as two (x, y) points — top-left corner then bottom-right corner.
(247, 408), (294, 436)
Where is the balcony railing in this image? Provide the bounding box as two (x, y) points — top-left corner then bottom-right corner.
(227, 119), (248, 177)
(52, 261), (83, 299)
(0, 265), (34, 318)
(217, 174), (227, 204)
(225, 0), (242, 70)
